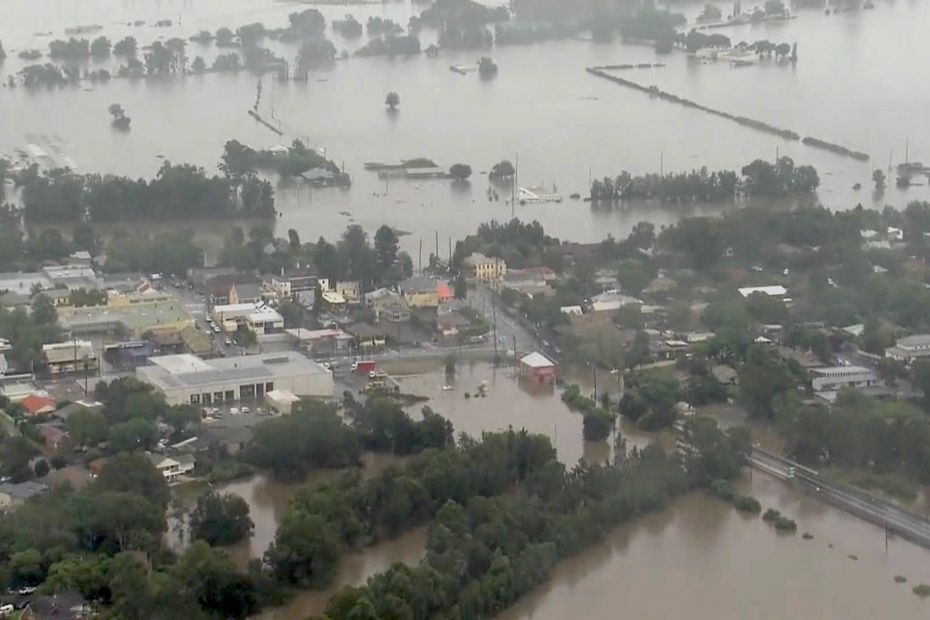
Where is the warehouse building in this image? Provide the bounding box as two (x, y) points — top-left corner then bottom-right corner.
(136, 351), (333, 406)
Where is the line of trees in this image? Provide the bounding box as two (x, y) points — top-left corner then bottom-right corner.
(590, 157), (819, 203)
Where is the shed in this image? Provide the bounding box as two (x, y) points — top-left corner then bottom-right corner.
(266, 389), (301, 414)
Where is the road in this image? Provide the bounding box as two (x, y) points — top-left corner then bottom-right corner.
(750, 447), (930, 548)
(466, 285), (547, 357)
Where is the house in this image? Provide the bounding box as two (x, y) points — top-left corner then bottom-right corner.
(287, 328), (352, 358)
(335, 281), (361, 304)
(266, 389), (300, 414)
(245, 308), (285, 334)
(519, 352), (557, 384)
(229, 282), (263, 305)
(321, 290), (347, 311)
(20, 394), (57, 417)
(371, 293), (412, 323)
(271, 270), (318, 297)
(347, 323), (387, 351)
(886, 334), (930, 363)
(560, 305), (583, 316)
(463, 253), (507, 283)
(198, 425), (254, 456)
(42, 341), (99, 376)
(21, 590), (91, 619)
(0, 291), (31, 309)
(810, 366), (878, 392)
(34, 287), (71, 307)
(436, 311), (473, 343)
(398, 276), (444, 308)
(148, 453), (196, 482)
(502, 267), (557, 287)
(590, 290), (641, 313)
(0, 480), (50, 509)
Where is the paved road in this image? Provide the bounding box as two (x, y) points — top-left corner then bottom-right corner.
(751, 447), (930, 548)
(466, 285), (545, 356)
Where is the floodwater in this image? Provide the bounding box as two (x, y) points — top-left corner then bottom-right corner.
(4, 1), (930, 255)
(500, 473), (930, 620)
(171, 362), (930, 618)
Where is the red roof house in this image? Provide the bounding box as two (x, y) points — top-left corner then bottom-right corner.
(20, 394), (57, 417)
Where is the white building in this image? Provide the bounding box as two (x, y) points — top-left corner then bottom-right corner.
(590, 290), (641, 313)
(886, 334), (930, 363)
(738, 285), (788, 298)
(149, 453), (195, 482)
(212, 303), (283, 334)
(136, 351), (333, 406)
(810, 366), (878, 392)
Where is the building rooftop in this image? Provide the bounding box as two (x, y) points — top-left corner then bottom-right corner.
(43, 340), (95, 364)
(58, 297), (191, 336)
(247, 308), (284, 323)
(520, 352), (555, 368)
(399, 275), (440, 294)
(896, 334), (930, 348)
(738, 285), (788, 298)
(138, 351), (330, 392)
(213, 302), (263, 315)
(233, 283), (262, 300)
(0, 480), (49, 501)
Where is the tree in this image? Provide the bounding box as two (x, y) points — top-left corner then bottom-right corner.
(190, 491), (254, 546)
(449, 163), (472, 181)
(374, 225), (399, 270)
(113, 36), (137, 56)
(1, 436), (39, 481)
(616, 259), (654, 295)
(873, 169), (886, 191)
(266, 512), (342, 586)
(191, 56), (207, 73)
(234, 324), (257, 348)
(914, 360), (930, 411)
(33, 459), (49, 478)
(454, 275), (467, 299)
(95, 453), (169, 507)
(108, 418), (157, 453)
(489, 160), (515, 181)
(174, 541), (257, 619)
(385, 91), (400, 110)
(583, 409), (614, 441)
(90, 36), (111, 59)
(66, 408), (108, 449)
(738, 346), (796, 418)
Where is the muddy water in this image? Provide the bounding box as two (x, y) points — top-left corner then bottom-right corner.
(5, 1), (930, 252)
(501, 472), (930, 620)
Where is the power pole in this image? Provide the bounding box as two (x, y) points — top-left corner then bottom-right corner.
(492, 299), (498, 359)
(418, 238), (422, 272)
(511, 153), (519, 219)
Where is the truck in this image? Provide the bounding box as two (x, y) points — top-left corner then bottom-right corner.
(352, 360), (376, 373)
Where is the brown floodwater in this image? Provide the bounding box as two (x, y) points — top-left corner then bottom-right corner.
(500, 472), (930, 620)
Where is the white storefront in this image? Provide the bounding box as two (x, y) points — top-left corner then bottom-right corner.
(136, 351), (333, 406)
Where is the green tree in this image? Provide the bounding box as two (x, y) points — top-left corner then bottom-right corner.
(615, 259), (654, 295)
(738, 346), (796, 418)
(174, 541), (257, 619)
(108, 418), (157, 453)
(266, 512), (342, 587)
(190, 491), (254, 546)
(95, 452), (169, 507)
(385, 91), (400, 110)
(449, 163), (472, 181)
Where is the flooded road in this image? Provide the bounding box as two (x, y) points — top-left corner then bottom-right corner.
(4, 1), (930, 251)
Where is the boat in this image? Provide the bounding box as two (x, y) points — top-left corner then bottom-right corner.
(450, 65), (476, 75)
(518, 186), (563, 204)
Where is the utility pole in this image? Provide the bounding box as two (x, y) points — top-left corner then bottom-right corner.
(593, 365), (598, 402)
(418, 238), (422, 272)
(492, 298), (498, 360)
(511, 153), (519, 219)
(435, 230), (439, 259)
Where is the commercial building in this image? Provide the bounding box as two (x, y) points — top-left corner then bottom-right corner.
(519, 352), (557, 384)
(211, 303), (283, 334)
(57, 293), (192, 340)
(590, 290), (642, 313)
(136, 351), (333, 406)
(886, 334), (930, 363)
(229, 282), (263, 305)
(810, 366), (879, 392)
(42, 341), (98, 376)
(463, 253), (507, 283)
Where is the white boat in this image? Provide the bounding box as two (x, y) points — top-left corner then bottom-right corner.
(518, 186), (563, 204)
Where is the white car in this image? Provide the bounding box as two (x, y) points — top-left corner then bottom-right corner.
(241, 406), (250, 414)
(229, 407), (240, 415)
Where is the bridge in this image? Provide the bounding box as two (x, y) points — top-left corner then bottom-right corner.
(750, 446), (930, 549)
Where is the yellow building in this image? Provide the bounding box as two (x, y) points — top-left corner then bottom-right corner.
(463, 253), (507, 283)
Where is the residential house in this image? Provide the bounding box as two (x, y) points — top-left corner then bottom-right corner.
(38, 422), (68, 451)
(371, 293), (412, 323)
(436, 311), (473, 344)
(321, 290), (347, 312)
(229, 282), (263, 305)
(712, 365), (739, 386)
(42, 341), (99, 376)
(398, 276), (444, 308)
(590, 290), (641, 313)
(463, 253), (507, 283)
(148, 453), (196, 482)
(35, 287), (70, 307)
(271, 270), (318, 298)
(20, 394), (57, 417)
(347, 323), (387, 351)
(21, 590), (91, 619)
(519, 352), (557, 384)
(335, 281), (361, 304)
(287, 328), (352, 358)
